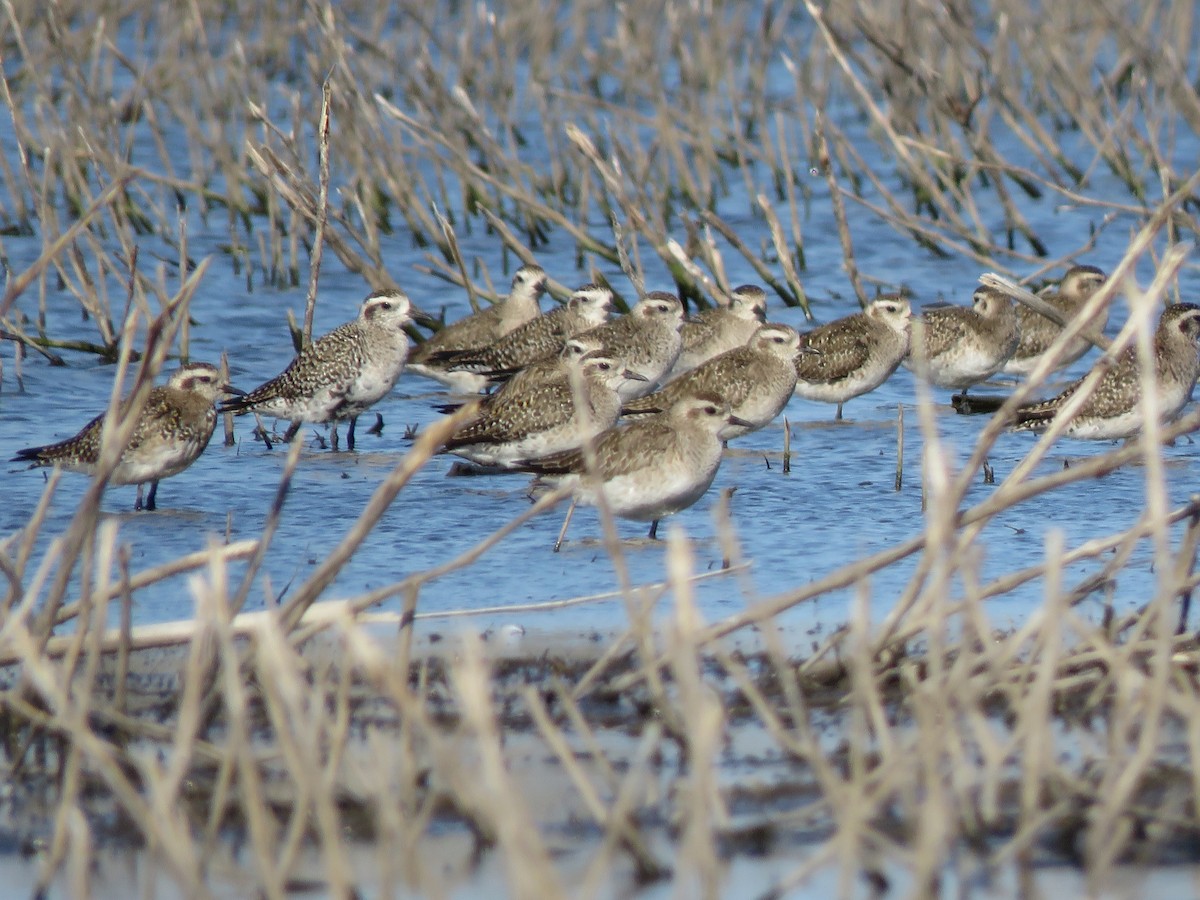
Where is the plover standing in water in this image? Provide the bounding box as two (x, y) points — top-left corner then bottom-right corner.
(432, 335), (607, 415)
(1003, 265), (1109, 376)
(407, 264), (547, 392)
(794, 295), (913, 420)
(482, 334), (606, 395)
(442, 351), (642, 468)
(12, 362), (234, 510)
(668, 283), (768, 378)
(520, 392), (748, 549)
(1011, 303), (1200, 440)
(578, 291), (684, 401)
(623, 323), (806, 439)
(220, 289), (412, 450)
(439, 283), (611, 385)
(904, 287), (1020, 393)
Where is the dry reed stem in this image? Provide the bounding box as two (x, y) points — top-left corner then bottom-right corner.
(301, 77), (333, 346)
(453, 635), (565, 898)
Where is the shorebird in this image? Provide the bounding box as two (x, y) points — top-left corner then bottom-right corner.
(407, 264), (547, 392)
(904, 286), (1020, 393)
(438, 283), (611, 385)
(432, 335), (607, 415)
(220, 289), (412, 451)
(1003, 265), (1109, 376)
(668, 283), (768, 378)
(577, 291), (684, 401)
(520, 392), (748, 549)
(623, 323), (806, 440)
(442, 351), (642, 468)
(794, 295), (912, 420)
(12, 362), (234, 510)
(1011, 303), (1200, 441)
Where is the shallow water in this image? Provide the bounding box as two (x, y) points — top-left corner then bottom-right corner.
(3, 277), (1196, 641)
(0, 6), (1197, 645)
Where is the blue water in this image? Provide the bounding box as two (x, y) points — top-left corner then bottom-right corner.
(1, 5), (1198, 641)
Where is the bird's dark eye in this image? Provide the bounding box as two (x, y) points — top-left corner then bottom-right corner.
(704, 405), (717, 415)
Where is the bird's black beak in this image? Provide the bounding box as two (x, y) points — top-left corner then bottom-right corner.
(411, 310), (443, 330)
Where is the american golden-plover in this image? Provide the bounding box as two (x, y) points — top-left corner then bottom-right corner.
(521, 392), (748, 549)
(794, 295), (913, 420)
(221, 289), (412, 450)
(12, 362), (233, 510)
(576, 291), (684, 401)
(1012, 303), (1200, 441)
(624, 323), (806, 439)
(904, 286), (1019, 393)
(439, 282), (611, 386)
(442, 350), (642, 468)
(1003, 265), (1108, 376)
(669, 283), (768, 378)
(407, 264), (547, 392)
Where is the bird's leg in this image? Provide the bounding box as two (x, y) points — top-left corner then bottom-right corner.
(648, 519), (659, 540)
(553, 499), (577, 553)
(836, 402), (844, 421)
(145, 481), (159, 511)
(251, 413), (273, 448)
(135, 484), (145, 511)
(330, 423), (340, 452)
(283, 421), (302, 444)
(347, 416), (358, 451)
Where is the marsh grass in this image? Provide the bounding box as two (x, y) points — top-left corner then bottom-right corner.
(2, 0), (1200, 895)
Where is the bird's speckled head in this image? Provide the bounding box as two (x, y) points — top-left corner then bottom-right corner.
(971, 286), (1012, 319)
(512, 264), (548, 297)
(729, 284), (768, 322)
(1161, 302), (1200, 345)
(670, 391), (739, 432)
(867, 295), (912, 332)
(578, 353), (637, 388)
(360, 290), (412, 328)
(167, 362), (226, 402)
(561, 334), (605, 361)
(567, 284), (613, 321)
(1060, 265), (1107, 300)
(750, 322), (803, 359)
(635, 291), (684, 328)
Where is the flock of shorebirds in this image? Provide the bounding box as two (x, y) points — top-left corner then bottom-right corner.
(9, 262), (1200, 545)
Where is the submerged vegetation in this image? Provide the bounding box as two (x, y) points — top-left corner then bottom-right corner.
(2, 0), (1200, 895)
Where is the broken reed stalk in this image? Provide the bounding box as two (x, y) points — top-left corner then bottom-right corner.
(781, 416), (791, 474)
(219, 351), (235, 446)
(814, 113), (867, 308)
(301, 76), (333, 346)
